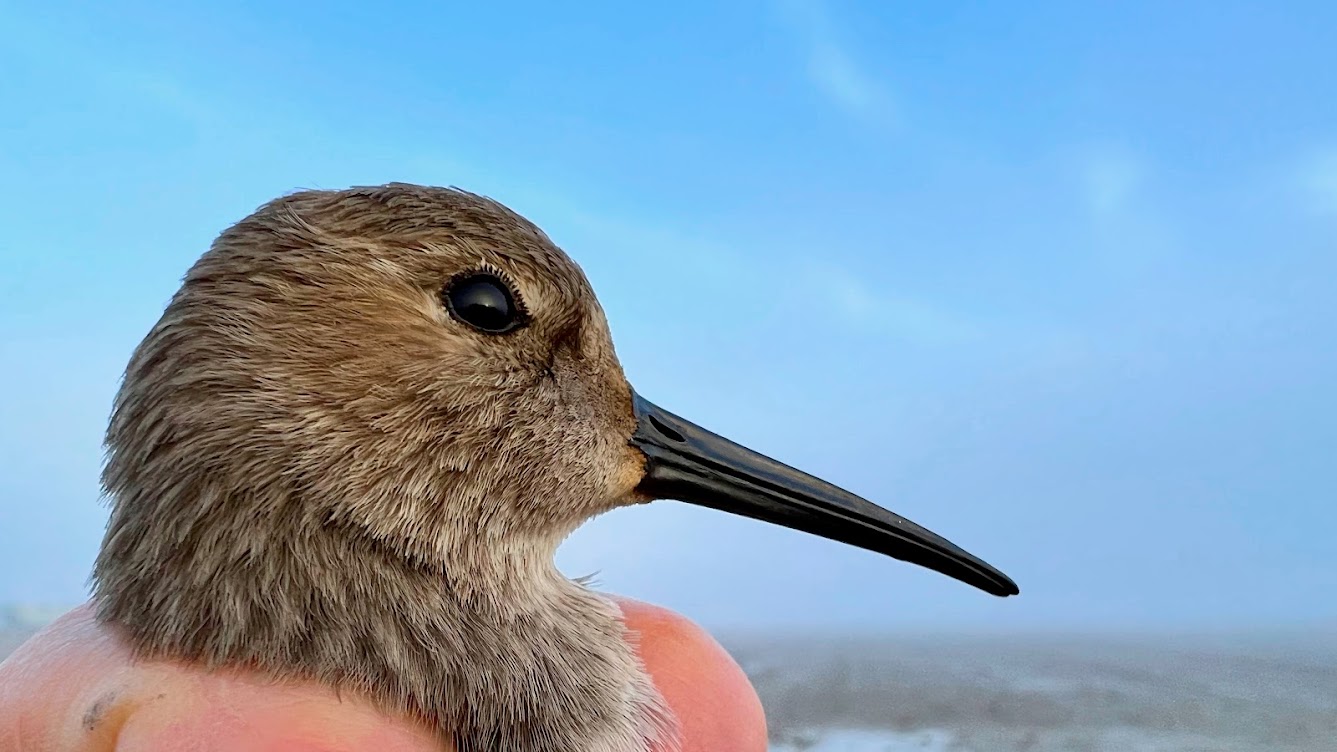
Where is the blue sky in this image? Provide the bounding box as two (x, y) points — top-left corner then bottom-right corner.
(1, 0), (1334, 631)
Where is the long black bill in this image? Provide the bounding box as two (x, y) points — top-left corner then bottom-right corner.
(629, 391), (1019, 597)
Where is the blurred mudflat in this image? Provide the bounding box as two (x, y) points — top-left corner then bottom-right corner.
(721, 630), (1337, 752)
(3, 619), (1334, 751)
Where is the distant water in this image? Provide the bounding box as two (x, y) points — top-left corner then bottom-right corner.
(725, 631), (1337, 752)
(771, 727), (955, 751)
(0, 628), (39, 661)
(766, 725), (1313, 751)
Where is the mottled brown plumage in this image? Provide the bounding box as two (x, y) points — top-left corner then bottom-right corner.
(92, 184), (674, 752)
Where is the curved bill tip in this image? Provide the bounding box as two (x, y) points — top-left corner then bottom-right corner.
(628, 390), (1019, 598)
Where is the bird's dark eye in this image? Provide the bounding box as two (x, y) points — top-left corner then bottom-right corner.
(443, 273), (525, 334)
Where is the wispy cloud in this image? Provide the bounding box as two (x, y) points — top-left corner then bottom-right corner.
(1071, 146), (1187, 278)
(0, 8), (220, 135)
(1079, 147), (1144, 219)
(532, 189), (985, 347)
(1299, 147), (1337, 216)
(777, 0), (897, 126)
(806, 263), (982, 344)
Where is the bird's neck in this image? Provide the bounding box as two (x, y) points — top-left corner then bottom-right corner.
(93, 506), (673, 752)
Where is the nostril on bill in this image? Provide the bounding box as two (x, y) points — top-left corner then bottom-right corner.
(648, 414), (685, 443)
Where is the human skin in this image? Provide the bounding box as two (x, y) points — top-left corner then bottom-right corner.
(0, 598), (765, 752)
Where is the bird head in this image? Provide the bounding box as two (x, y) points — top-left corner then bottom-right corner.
(98, 183), (1016, 600)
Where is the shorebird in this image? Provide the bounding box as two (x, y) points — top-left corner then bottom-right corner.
(0, 183), (1016, 752)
